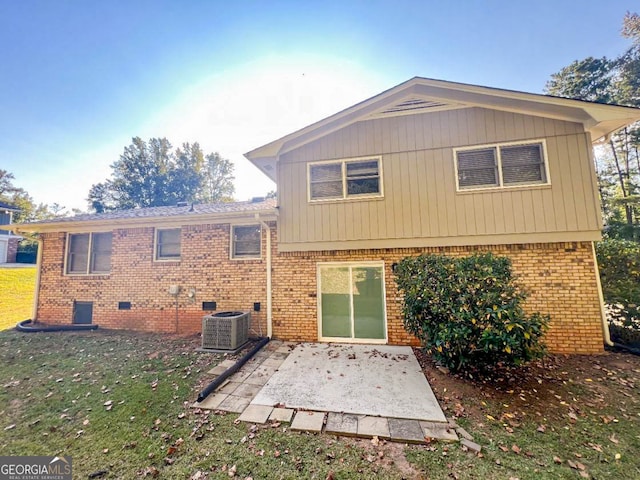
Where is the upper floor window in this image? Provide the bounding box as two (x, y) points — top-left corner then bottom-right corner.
(455, 140), (549, 191)
(231, 225), (261, 259)
(308, 157), (382, 201)
(155, 228), (181, 261)
(66, 232), (112, 275)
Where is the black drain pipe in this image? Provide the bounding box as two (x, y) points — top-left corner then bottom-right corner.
(197, 336), (270, 403)
(16, 319), (99, 333)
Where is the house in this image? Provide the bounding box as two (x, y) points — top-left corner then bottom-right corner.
(0, 201), (21, 263)
(18, 77), (640, 354)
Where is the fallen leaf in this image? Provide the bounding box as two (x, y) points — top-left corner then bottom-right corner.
(553, 456), (562, 464)
(536, 424), (546, 433)
(609, 434), (619, 444)
(511, 445), (521, 454)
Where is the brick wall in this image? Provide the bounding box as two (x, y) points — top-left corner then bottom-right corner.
(36, 223), (604, 354)
(271, 241), (605, 354)
(36, 224), (270, 336)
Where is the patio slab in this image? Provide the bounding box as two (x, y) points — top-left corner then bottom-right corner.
(388, 418), (426, 444)
(269, 408), (294, 423)
(325, 413), (358, 436)
(251, 343), (447, 423)
(291, 411), (325, 432)
(357, 416), (390, 438)
(238, 404), (273, 424)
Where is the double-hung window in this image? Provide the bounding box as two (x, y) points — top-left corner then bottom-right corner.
(66, 232), (112, 274)
(455, 140), (548, 190)
(155, 228), (181, 261)
(231, 225), (261, 259)
(308, 157), (382, 201)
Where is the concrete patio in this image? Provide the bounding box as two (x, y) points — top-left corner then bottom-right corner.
(193, 341), (457, 444)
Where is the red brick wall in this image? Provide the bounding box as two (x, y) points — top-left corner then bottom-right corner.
(36, 224), (269, 336)
(271, 241), (605, 354)
(36, 224), (604, 354)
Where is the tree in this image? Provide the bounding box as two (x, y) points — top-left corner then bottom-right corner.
(88, 137), (235, 212)
(0, 169), (54, 223)
(545, 12), (640, 240)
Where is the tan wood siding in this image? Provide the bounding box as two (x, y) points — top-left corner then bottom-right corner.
(277, 107), (601, 250)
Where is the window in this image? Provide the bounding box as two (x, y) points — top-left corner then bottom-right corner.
(231, 225), (261, 259)
(66, 232), (112, 275)
(309, 157), (382, 201)
(155, 228), (181, 260)
(455, 140), (548, 190)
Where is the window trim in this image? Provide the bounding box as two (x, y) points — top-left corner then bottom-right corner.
(154, 228), (182, 262)
(64, 231), (112, 276)
(453, 139), (550, 192)
(230, 223), (262, 260)
(307, 156), (384, 203)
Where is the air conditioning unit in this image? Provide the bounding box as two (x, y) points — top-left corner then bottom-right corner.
(202, 311), (250, 350)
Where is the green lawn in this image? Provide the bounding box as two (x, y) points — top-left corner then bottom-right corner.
(0, 266), (36, 330)
(1, 325), (639, 478)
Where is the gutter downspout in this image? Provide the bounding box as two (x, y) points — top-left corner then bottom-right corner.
(256, 215), (272, 338)
(592, 241), (613, 347)
(32, 235), (43, 324)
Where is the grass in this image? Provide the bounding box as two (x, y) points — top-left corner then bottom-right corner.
(0, 266), (36, 330)
(0, 330), (416, 479)
(1, 328), (639, 479)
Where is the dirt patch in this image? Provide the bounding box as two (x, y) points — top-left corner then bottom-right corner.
(415, 348), (640, 425)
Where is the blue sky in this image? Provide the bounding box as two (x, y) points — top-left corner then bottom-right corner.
(0, 1), (635, 211)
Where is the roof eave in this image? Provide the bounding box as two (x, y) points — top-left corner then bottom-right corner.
(14, 208), (279, 234)
(244, 76), (640, 177)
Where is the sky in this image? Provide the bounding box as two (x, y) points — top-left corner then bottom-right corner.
(0, 0), (636, 212)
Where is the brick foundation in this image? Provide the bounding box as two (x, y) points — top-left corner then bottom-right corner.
(36, 225), (604, 354)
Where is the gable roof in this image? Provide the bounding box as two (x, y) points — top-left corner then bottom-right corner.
(245, 76), (640, 181)
(16, 198), (278, 233)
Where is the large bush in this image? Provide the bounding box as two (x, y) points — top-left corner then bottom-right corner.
(395, 253), (548, 372)
(596, 239), (640, 330)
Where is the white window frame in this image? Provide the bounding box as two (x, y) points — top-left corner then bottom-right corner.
(230, 224), (262, 260)
(154, 228), (181, 262)
(307, 156), (384, 202)
(453, 139), (550, 192)
(316, 261), (388, 344)
(64, 232), (112, 276)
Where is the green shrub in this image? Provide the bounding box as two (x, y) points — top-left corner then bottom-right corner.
(596, 239), (640, 330)
(609, 324), (640, 348)
(394, 252), (548, 373)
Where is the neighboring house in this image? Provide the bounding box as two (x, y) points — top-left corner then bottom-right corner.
(0, 201), (21, 263)
(18, 77), (640, 354)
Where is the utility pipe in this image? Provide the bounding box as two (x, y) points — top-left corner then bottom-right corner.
(256, 215), (273, 338)
(32, 235), (43, 324)
(592, 241), (613, 347)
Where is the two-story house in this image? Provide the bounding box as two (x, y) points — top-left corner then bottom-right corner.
(18, 78), (640, 353)
(0, 201), (21, 264)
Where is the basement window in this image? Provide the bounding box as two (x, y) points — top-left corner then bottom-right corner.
(454, 140), (549, 191)
(231, 225), (261, 259)
(155, 228), (181, 261)
(308, 157), (382, 201)
(66, 232), (112, 275)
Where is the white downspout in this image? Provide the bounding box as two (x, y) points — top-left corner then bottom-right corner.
(256, 216), (272, 338)
(592, 241), (613, 347)
(32, 235), (43, 323)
